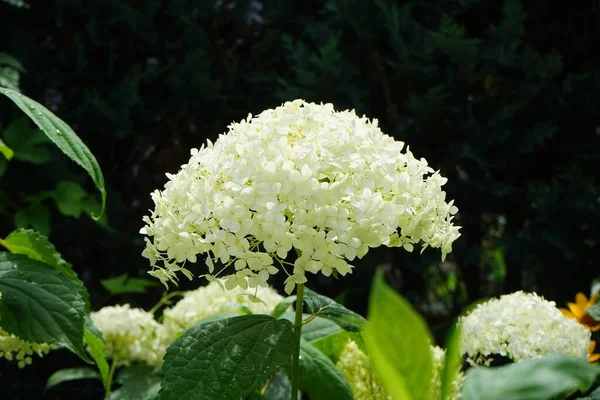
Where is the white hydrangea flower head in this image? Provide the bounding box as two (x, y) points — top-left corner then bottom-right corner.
(336, 341), (462, 400)
(0, 327), (56, 368)
(459, 291), (591, 365)
(141, 100), (460, 293)
(162, 276), (284, 342)
(91, 304), (166, 366)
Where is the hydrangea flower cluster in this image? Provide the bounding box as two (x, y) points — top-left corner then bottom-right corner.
(459, 291), (591, 365)
(162, 276), (284, 342)
(91, 304), (166, 366)
(0, 327), (56, 368)
(335, 340), (461, 400)
(141, 100), (460, 293)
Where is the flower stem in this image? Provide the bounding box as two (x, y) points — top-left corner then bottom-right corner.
(291, 283), (305, 400)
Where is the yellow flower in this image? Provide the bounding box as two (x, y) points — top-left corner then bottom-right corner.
(559, 292), (600, 332)
(589, 341), (600, 364)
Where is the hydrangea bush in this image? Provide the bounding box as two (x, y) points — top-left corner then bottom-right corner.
(2, 91), (599, 400)
(459, 291), (591, 365)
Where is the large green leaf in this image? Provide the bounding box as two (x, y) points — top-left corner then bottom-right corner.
(0, 253), (89, 362)
(0, 88), (106, 218)
(460, 354), (600, 400)
(159, 314), (296, 400)
(46, 367), (101, 389)
(0, 228), (90, 312)
(363, 270), (434, 400)
(298, 339), (353, 400)
(109, 364), (162, 400)
(303, 287), (367, 332)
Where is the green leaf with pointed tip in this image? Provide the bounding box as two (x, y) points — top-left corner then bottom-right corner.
(0, 253), (90, 362)
(271, 296), (296, 318)
(84, 318), (110, 393)
(0, 228), (90, 312)
(298, 339), (353, 400)
(0, 88), (106, 218)
(0, 138), (13, 160)
(159, 314), (296, 400)
(460, 354), (600, 400)
(303, 287), (367, 332)
(45, 367), (101, 389)
(364, 270), (434, 400)
(100, 273), (159, 295)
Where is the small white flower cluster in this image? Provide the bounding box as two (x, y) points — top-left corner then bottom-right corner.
(162, 278), (284, 343)
(459, 291), (591, 364)
(91, 304), (166, 366)
(141, 99), (460, 293)
(91, 277), (284, 366)
(336, 340), (461, 400)
(0, 327), (56, 368)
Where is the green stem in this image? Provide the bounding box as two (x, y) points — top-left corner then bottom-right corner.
(291, 283), (305, 400)
(105, 357), (119, 398)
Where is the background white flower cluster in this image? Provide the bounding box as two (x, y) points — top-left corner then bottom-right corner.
(459, 291), (591, 364)
(141, 99), (460, 293)
(90, 277), (284, 366)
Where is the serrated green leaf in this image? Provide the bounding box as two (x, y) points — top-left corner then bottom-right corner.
(297, 339), (353, 400)
(14, 202), (50, 236)
(364, 270), (434, 400)
(0, 228), (90, 312)
(159, 314), (296, 400)
(109, 364), (162, 400)
(0, 88), (106, 218)
(0, 253), (89, 362)
(0, 138), (13, 160)
(303, 287), (367, 332)
(84, 318), (110, 393)
(100, 273), (159, 295)
(460, 354), (600, 400)
(45, 367), (100, 389)
(271, 296), (296, 318)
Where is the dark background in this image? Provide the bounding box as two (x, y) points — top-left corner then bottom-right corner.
(1, 0), (599, 398)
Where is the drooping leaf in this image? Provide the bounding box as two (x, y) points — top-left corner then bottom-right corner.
(303, 287), (367, 332)
(460, 354), (600, 400)
(0, 88), (106, 218)
(109, 364), (162, 400)
(100, 273), (159, 295)
(0, 253), (89, 362)
(0, 228), (90, 312)
(271, 295), (296, 318)
(45, 367), (101, 389)
(84, 317), (111, 393)
(298, 339), (353, 400)
(363, 270), (434, 400)
(159, 314), (296, 400)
